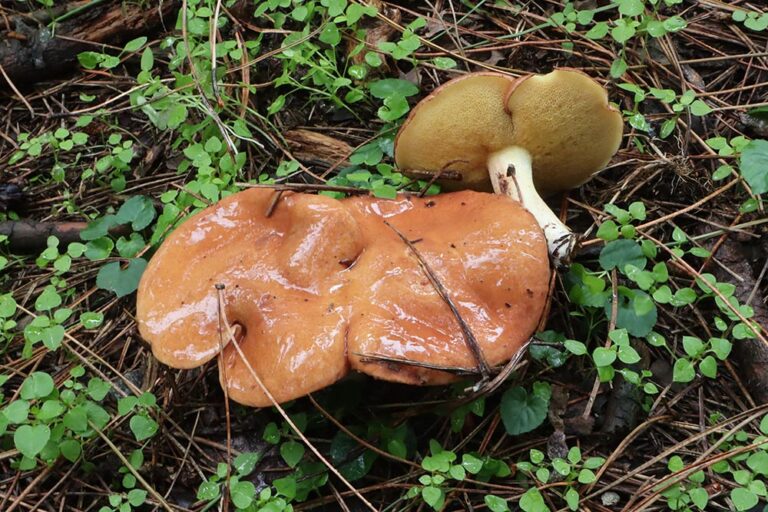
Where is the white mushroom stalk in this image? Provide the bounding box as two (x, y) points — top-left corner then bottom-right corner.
(488, 147), (576, 268)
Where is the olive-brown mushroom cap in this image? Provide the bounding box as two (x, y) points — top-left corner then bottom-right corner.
(504, 69), (624, 196)
(394, 69), (623, 197)
(394, 73), (516, 191)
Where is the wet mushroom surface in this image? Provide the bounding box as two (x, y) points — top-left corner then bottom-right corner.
(344, 192), (550, 386)
(137, 188), (550, 407)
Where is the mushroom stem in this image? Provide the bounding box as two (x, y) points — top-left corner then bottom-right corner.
(487, 147), (576, 267)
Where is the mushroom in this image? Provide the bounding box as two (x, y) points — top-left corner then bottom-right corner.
(137, 188), (549, 406)
(344, 191), (549, 385)
(136, 190), (363, 406)
(394, 69), (624, 267)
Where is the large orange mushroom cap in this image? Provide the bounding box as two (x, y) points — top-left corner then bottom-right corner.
(137, 189), (549, 406)
(345, 192), (549, 385)
(136, 190), (362, 405)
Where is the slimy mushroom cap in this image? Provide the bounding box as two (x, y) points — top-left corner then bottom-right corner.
(137, 189), (550, 406)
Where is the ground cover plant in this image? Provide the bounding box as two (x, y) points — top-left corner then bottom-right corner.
(0, 0), (767, 510)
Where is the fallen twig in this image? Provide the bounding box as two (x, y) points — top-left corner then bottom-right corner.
(215, 285), (379, 512)
(0, 220), (130, 252)
(384, 220), (491, 381)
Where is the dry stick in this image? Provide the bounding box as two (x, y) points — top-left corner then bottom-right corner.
(226, 24), (323, 76)
(295, 480), (413, 510)
(454, 409), (499, 455)
(181, 0), (241, 153)
(89, 421), (175, 512)
(163, 411), (202, 502)
(354, 0), (527, 75)
(5, 352), (44, 406)
(172, 183), (212, 207)
(628, 437), (768, 512)
(407, 168), (463, 182)
(639, 228), (768, 347)
(747, 257), (768, 307)
(209, 0), (225, 107)
(460, 343), (530, 403)
(4, 463), (54, 512)
(580, 177), (742, 247)
(0, 466), (22, 511)
(712, 101), (768, 111)
(16, 414), (135, 510)
(329, 483), (353, 512)
(416, 160), (468, 197)
(233, 29), (251, 119)
(363, 350), (529, 410)
(621, 408), (768, 512)
(215, 284), (233, 511)
(237, 182), (374, 195)
(696, 212), (744, 277)
(308, 395), (420, 469)
(52, 79), (185, 118)
(265, 189), (284, 218)
(383, 220), (491, 381)
(676, 50), (768, 65)
(582, 415), (672, 496)
(29, 458), (79, 510)
(0, 220), (131, 252)
(722, 358), (758, 411)
(355, 353), (477, 374)
(0, 63), (34, 116)
(574, 402), (768, 509)
(214, 288), (379, 512)
(14, 305), (131, 396)
(685, 215), (766, 242)
(13, 304), (210, 479)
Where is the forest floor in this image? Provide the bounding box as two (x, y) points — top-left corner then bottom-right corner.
(1, 0), (768, 511)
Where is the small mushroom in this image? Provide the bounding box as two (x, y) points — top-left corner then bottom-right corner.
(137, 189), (549, 406)
(395, 69), (624, 267)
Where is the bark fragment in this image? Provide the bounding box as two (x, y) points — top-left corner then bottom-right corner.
(0, 0), (179, 86)
(0, 220), (129, 252)
(284, 129), (353, 169)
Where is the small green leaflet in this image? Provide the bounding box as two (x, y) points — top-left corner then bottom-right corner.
(96, 258), (148, 298)
(500, 382), (551, 436)
(369, 79), (419, 99)
(116, 195), (156, 231)
(14, 424), (51, 458)
(280, 440), (305, 468)
(740, 139), (768, 195)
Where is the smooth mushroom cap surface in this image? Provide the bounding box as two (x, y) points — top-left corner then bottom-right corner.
(394, 73), (516, 191)
(137, 189), (549, 406)
(344, 192), (549, 385)
(504, 69), (624, 196)
(217, 291), (350, 407)
(137, 190), (362, 405)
